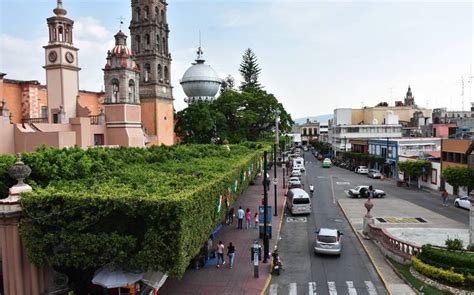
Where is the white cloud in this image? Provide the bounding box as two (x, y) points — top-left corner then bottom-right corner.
(0, 34), (46, 83)
(75, 16), (111, 40)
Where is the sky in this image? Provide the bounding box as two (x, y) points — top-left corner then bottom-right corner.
(0, 0), (473, 120)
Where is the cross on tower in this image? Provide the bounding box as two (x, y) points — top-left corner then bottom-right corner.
(117, 16), (124, 30)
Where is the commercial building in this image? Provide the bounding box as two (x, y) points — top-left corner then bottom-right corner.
(299, 119), (320, 145)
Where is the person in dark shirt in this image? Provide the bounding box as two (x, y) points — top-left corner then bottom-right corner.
(227, 242), (236, 268)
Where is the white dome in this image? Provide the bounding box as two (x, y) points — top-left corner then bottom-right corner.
(180, 49), (221, 103)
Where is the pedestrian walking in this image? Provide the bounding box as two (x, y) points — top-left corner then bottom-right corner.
(227, 242), (236, 268)
(254, 212), (259, 229)
(245, 208), (251, 229)
(216, 241), (225, 268)
(368, 185), (374, 199)
(442, 189), (449, 206)
(237, 206), (244, 229)
(226, 207), (235, 225)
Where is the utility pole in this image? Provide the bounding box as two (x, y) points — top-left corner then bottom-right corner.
(274, 110), (280, 217)
(263, 151), (269, 263)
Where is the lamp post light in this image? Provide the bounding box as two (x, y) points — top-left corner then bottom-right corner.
(274, 110), (280, 217)
(263, 151), (269, 263)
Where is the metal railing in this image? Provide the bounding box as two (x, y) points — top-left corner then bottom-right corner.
(89, 115), (100, 125)
(368, 224), (421, 259)
(21, 117), (48, 124)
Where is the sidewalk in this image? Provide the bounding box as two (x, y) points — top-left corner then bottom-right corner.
(160, 166), (287, 295)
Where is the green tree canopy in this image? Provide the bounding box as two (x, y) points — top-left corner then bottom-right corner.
(220, 74), (236, 94)
(239, 48), (261, 91)
(443, 166), (474, 191)
(175, 89), (293, 144)
(398, 160), (432, 177)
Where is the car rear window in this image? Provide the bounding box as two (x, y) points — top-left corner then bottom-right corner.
(318, 235), (337, 243)
(293, 198), (310, 205)
(290, 183), (302, 189)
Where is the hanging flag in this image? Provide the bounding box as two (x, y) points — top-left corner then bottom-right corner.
(226, 191), (231, 207)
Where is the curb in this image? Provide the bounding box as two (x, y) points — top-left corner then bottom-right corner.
(260, 196), (287, 295)
(384, 258), (421, 295)
(337, 200), (392, 295)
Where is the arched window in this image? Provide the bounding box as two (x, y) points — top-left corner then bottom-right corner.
(144, 6), (149, 19)
(135, 7), (141, 21)
(161, 10), (165, 23)
(162, 37), (166, 54)
(164, 66), (169, 83)
(155, 7), (159, 22)
(135, 35), (141, 52)
(128, 80), (135, 103)
(111, 79), (119, 103)
(157, 64), (162, 81)
(145, 34), (150, 49)
(58, 26), (64, 42)
(144, 64), (151, 82)
(156, 34), (160, 52)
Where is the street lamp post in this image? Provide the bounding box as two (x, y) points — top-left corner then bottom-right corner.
(274, 110), (280, 217)
(263, 151), (269, 263)
(386, 137), (389, 176)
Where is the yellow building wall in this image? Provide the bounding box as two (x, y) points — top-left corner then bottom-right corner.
(156, 100), (174, 146)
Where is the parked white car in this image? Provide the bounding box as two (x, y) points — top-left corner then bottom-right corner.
(348, 186), (385, 198)
(291, 169), (302, 177)
(288, 177), (301, 186)
(454, 196), (472, 210)
(355, 166), (369, 174)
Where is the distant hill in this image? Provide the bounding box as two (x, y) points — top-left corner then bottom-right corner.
(294, 114), (333, 125)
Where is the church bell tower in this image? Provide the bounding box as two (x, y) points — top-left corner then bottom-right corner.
(43, 0), (80, 123)
(129, 0), (175, 145)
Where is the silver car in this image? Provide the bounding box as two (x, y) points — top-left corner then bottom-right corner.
(367, 169), (382, 179)
(314, 228), (343, 256)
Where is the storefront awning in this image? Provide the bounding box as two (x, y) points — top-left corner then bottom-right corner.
(92, 265), (144, 288)
(142, 271), (168, 289)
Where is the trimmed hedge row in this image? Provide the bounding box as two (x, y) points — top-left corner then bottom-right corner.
(411, 256), (465, 285)
(0, 144), (270, 282)
(419, 245), (474, 276)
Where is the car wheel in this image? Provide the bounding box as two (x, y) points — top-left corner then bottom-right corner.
(455, 202), (459, 208)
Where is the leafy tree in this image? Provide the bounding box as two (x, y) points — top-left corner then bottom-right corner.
(239, 48), (261, 91)
(220, 74), (236, 94)
(398, 160), (432, 188)
(443, 166), (474, 195)
(175, 102), (218, 144)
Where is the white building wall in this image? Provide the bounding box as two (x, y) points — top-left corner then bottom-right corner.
(334, 109), (352, 125)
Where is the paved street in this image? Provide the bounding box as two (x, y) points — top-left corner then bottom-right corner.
(267, 153), (387, 295)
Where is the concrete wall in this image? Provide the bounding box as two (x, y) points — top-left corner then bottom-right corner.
(0, 121), (15, 155)
(334, 108), (352, 125)
(14, 125), (76, 153)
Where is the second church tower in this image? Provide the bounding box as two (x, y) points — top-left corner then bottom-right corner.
(130, 0), (174, 145)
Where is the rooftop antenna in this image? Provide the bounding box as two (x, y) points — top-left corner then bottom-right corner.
(468, 64), (474, 104)
(196, 30), (204, 62)
(117, 16), (124, 30)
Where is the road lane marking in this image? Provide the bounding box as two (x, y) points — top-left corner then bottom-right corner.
(346, 281), (357, 295)
(336, 182), (350, 185)
(327, 281), (337, 295)
(308, 282), (317, 295)
(269, 283), (278, 295)
(365, 281), (378, 295)
(289, 283), (297, 295)
(317, 176), (329, 179)
(330, 176), (336, 204)
(286, 217), (307, 222)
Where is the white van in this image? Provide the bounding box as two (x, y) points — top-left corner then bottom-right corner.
(293, 157), (305, 172)
(286, 188), (311, 215)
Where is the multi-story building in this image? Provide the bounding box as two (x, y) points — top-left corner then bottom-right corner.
(441, 138), (474, 194)
(368, 138), (441, 178)
(299, 119), (320, 145)
(319, 123), (329, 143)
(330, 108), (402, 155)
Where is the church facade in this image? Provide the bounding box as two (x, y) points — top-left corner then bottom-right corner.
(0, 0), (175, 155)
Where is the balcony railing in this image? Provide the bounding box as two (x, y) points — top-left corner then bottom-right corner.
(21, 117), (48, 124)
(368, 224), (421, 260)
(90, 115), (100, 125)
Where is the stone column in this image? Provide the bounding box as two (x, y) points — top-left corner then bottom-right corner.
(362, 197), (375, 237)
(0, 154), (47, 294)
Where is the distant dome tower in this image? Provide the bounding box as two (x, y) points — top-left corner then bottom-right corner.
(180, 47), (222, 104)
